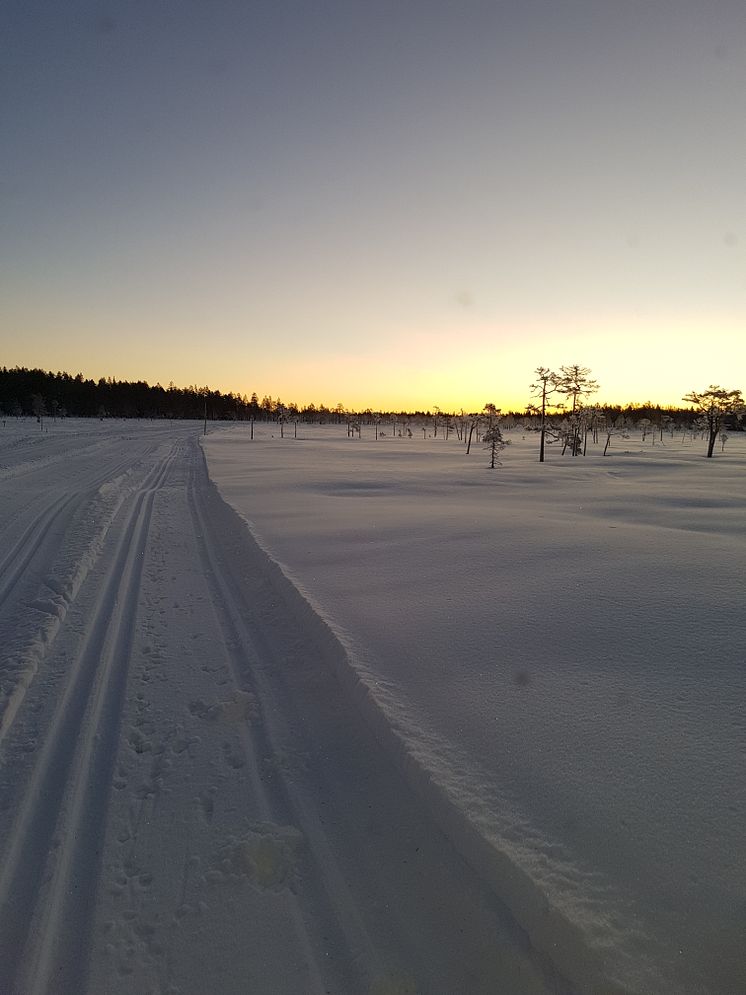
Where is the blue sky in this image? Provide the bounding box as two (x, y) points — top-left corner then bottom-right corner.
(2, 1), (745, 409)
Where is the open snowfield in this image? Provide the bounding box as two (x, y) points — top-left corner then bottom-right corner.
(0, 417), (556, 995)
(0, 416), (742, 994)
(203, 421), (746, 995)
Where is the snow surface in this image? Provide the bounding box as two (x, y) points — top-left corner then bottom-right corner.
(203, 421), (746, 995)
(0, 417), (560, 995)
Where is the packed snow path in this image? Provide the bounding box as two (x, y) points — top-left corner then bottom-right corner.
(0, 422), (558, 995)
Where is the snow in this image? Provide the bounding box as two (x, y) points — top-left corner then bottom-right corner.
(0, 417), (555, 995)
(203, 421), (746, 995)
(0, 414), (741, 994)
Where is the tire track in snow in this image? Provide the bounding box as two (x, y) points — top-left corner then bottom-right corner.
(0, 444), (179, 995)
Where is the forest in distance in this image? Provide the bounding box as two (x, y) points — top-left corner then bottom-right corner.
(1, 365), (743, 435)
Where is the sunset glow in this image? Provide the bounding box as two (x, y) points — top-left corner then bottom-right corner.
(3, 2), (744, 411)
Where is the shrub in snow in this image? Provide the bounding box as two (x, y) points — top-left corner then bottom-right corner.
(482, 425), (510, 468)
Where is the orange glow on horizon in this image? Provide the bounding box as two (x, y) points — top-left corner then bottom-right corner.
(3, 313), (743, 417)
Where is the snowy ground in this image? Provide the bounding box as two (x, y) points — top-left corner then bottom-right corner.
(203, 421), (746, 995)
(0, 418), (559, 995)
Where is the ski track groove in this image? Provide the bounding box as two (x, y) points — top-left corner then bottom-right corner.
(0, 448), (138, 611)
(0, 493), (74, 608)
(0, 443), (179, 995)
(0, 447), (166, 747)
(0, 434), (160, 486)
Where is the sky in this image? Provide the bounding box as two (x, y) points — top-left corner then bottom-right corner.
(2, 0), (745, 412)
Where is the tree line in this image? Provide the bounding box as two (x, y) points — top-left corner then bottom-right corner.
(1, 367), (743, 461)
(0, 368), (363, 423)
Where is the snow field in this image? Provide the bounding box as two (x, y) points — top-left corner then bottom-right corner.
(204, 421), (746, 995)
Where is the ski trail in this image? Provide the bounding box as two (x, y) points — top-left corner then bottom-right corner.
(83, 437), (337, 995)
(0, 444), (179, 995)
(0, 431), (158, 486)
(0, 493), (74, 607)
(0, 445), (134, 609)
(0, 448), (161, 749)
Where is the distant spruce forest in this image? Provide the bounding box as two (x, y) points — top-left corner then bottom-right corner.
(0, 365), (712, 426)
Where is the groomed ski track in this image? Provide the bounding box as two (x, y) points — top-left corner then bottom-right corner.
(0, 424), (566, 994)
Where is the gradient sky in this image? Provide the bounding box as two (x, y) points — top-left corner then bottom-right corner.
(2, 0), (745, 411)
